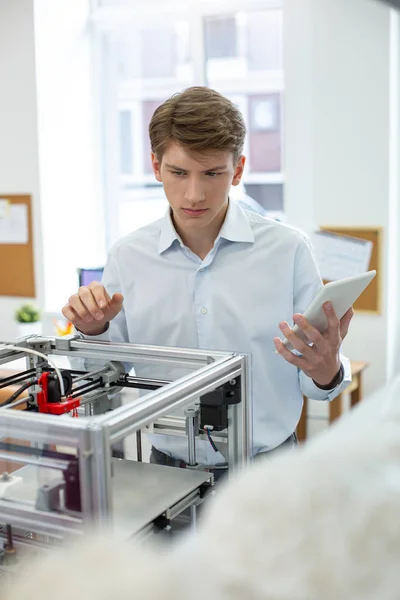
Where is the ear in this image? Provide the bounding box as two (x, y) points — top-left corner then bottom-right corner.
(231, 155), (246, 186)
(151, 152), (163, 183)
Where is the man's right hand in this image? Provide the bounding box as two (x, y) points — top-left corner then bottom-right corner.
(62, 282), (124, 336)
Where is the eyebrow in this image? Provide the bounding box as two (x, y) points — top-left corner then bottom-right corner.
(164, 163), (228, 172)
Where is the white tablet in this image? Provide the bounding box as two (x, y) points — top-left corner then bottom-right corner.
(282, 270), (376, 350)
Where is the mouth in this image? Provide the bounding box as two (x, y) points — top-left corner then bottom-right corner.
(182, 208), (208, 217)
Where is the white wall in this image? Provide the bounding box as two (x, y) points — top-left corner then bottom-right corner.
(0, 0), (106, 343)
(387, 10), (400, 380)
(284, 0), (398, 394)
(34, 0), (106, 313)
(0, 0), (43, 341)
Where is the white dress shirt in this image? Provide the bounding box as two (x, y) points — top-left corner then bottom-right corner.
(82, 200), (351, 465)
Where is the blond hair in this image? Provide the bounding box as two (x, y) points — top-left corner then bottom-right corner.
(149, 86), (246, 163)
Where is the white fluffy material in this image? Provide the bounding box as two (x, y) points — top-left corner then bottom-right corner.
(3, 377), (400, 600)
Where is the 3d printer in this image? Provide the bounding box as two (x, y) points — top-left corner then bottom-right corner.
(0, 335), (251, 572)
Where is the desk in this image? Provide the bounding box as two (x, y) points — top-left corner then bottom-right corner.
(0, 369), (29, 475)
(297, 361), (369, 442)
(0, 369), (28, 407)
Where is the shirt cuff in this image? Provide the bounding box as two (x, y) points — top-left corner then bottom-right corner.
(300, 354), (352, 401)
(74, 325), (112, 342)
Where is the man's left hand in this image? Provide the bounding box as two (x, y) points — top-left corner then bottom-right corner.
(274, 303), (354, 387)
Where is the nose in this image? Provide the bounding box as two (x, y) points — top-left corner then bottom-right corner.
(184, 177), (205, 205)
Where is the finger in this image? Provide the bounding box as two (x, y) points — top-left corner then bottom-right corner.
(339, 306), (354, 339)
(78, 287), (104, 320)
(107, 292), (124, 319)
(67, 294), (93, 323)
(291, 314), (330, 353)
(322, 302), (340, 344)
(62, 304), (86, 326)
(278, 321), (318, 363)
(110, 292), (124, 307)
(89, 282), (111, 310)
(62, 305), (74, 322)
(274, 337), (308, 370)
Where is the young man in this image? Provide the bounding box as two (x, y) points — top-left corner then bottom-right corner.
(62, 87), (352, 468)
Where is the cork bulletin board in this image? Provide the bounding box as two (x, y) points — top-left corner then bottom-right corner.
(0, 194), (35, 297)
(320, 226), (382, 314)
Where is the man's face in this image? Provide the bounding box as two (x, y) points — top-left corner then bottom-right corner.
(151, 141), (245, 234)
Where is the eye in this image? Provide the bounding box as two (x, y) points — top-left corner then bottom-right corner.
(171, 170), (186, 177)
(205, 172), (222, 177)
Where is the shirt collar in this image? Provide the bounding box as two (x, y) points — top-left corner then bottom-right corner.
(158, 200), (255, 255)
(217, 199), (255, 244)
(158, 208), (181, 254)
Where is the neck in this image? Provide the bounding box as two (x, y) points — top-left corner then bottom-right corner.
(179, 232), (215, 260)
(172, 203), (228, 260)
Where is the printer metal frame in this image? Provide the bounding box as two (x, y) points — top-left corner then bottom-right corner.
(0, 336), (251, 541)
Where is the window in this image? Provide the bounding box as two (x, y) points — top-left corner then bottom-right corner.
(92, 0), (284, 246)
(119, 110), (133, 174)
(247, 10), (282, 71)
(248, 94), (282, 173)
(205, 17), (237, 60)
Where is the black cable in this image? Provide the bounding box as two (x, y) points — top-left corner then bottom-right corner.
(6, 524), (13, 548)
(0, 368), (36, 389)
(0, 380), (37, 407)
(205, 427), (219, 453)
(70, 378), (104, 395)
(115, 381), (162, 391)
(115, 375), (170, 391)
(0, 440), (77, 463)
(69, 381), (104, 400)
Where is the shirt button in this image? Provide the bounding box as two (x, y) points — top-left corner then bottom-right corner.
(199, 268), (204, 272)
(201, 307), (207, 314)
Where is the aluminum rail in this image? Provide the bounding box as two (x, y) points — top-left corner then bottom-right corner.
(0, 501), (82, 538)
(52, 338), (230, 368)
(96, 355), (244, 444)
